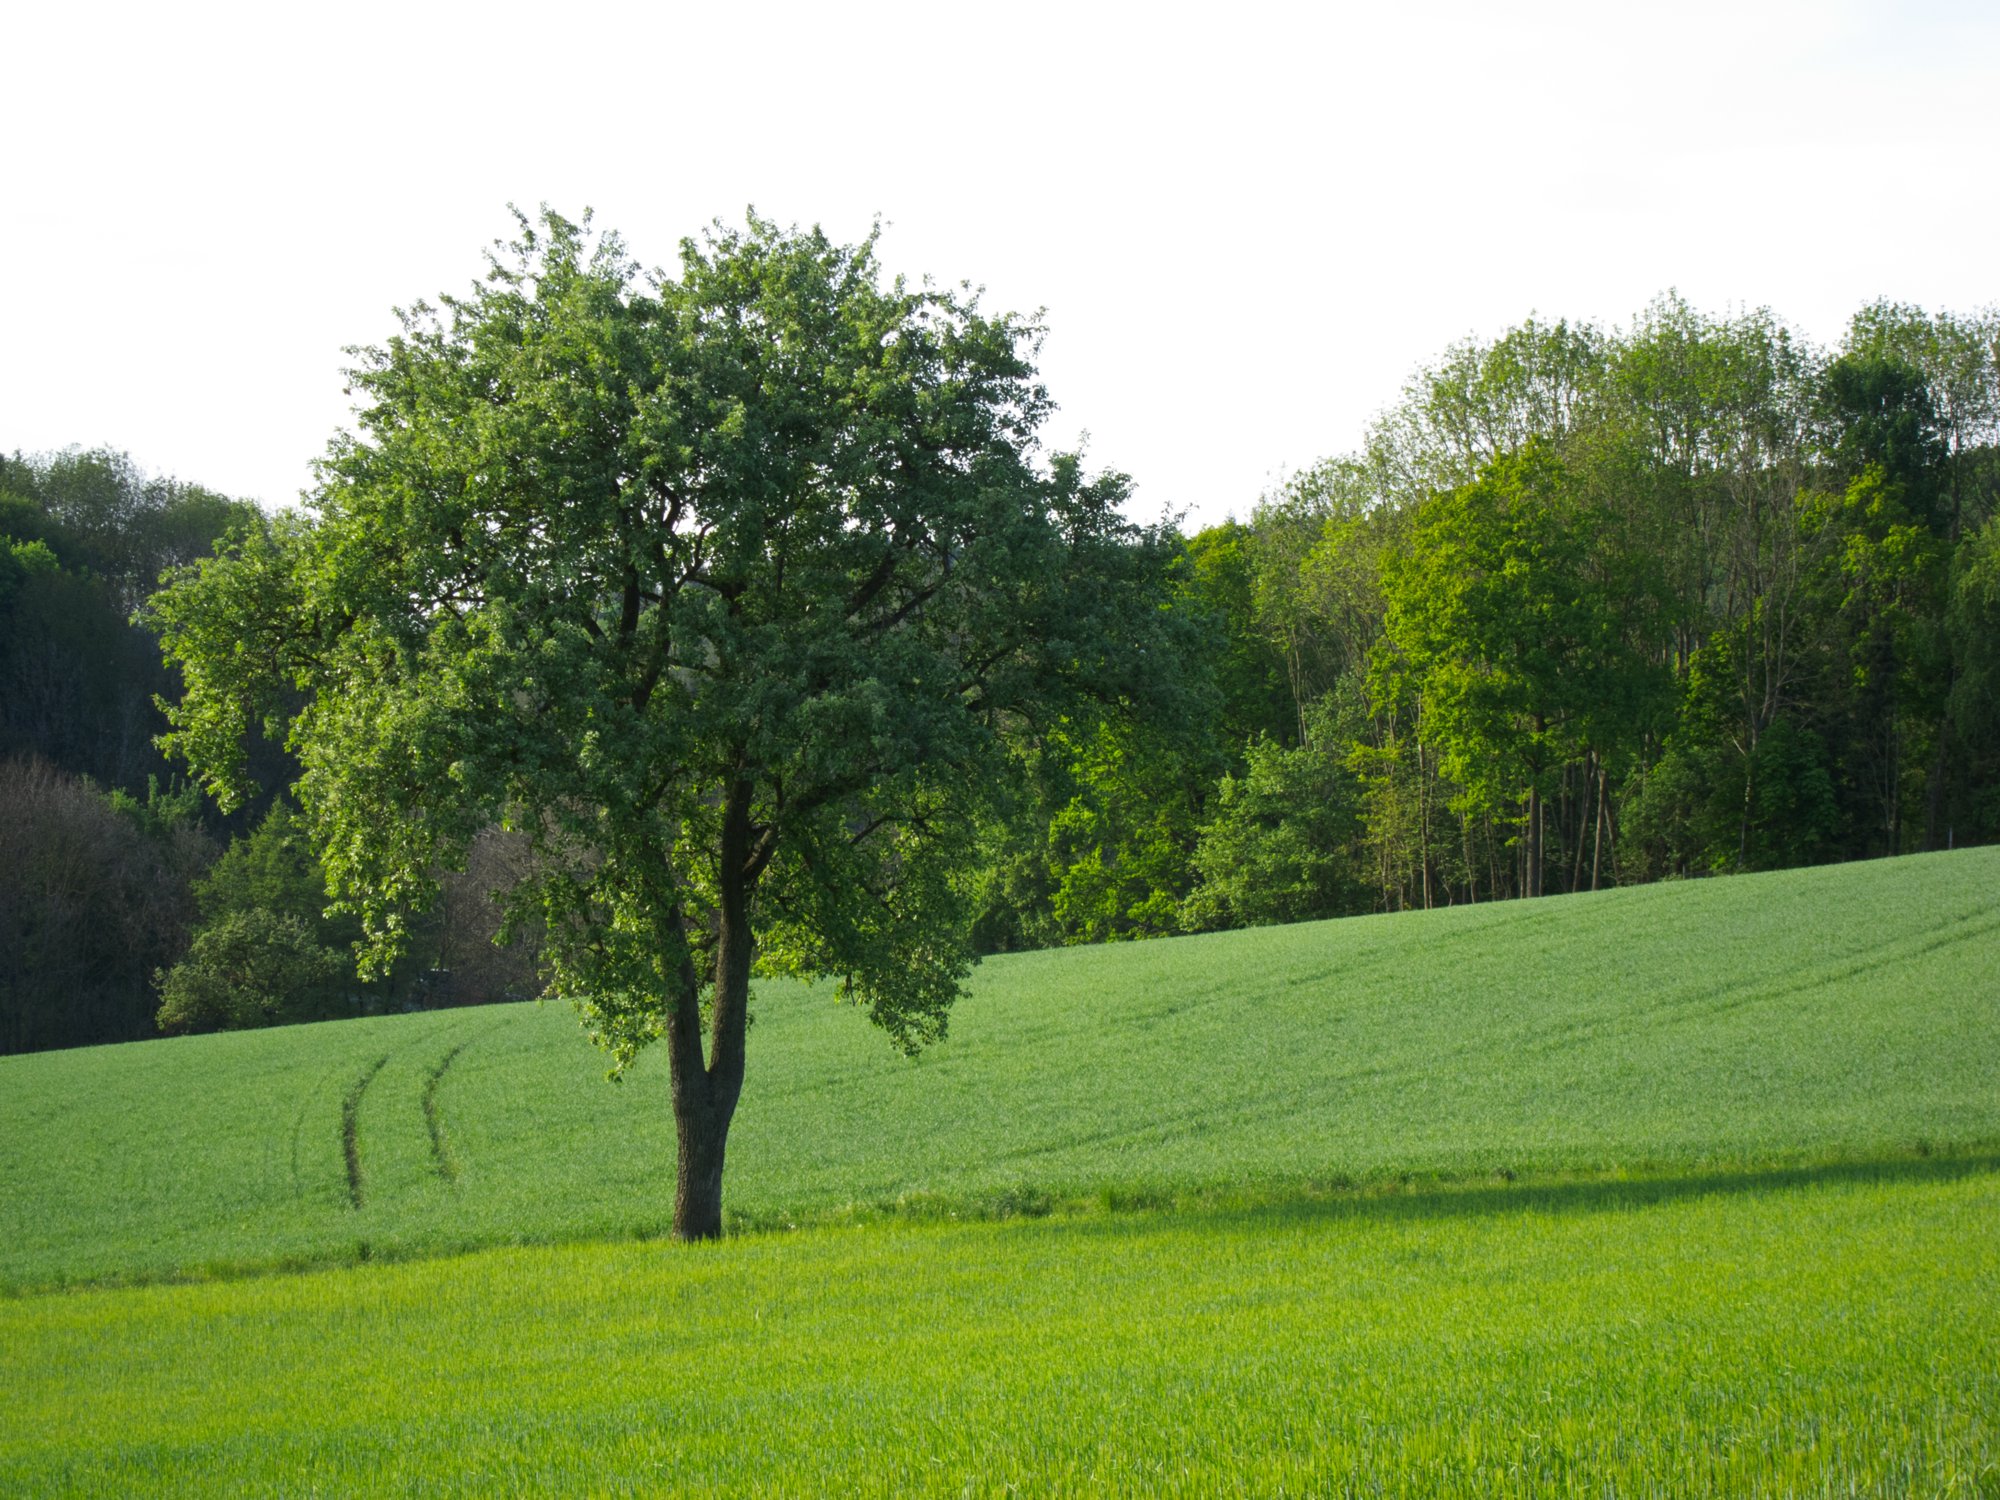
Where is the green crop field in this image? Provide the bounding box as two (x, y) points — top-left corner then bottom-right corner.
(5, 846), (1996, 1292)
(2, 1161), (1995, 1496)
(3, 848), (1999, 1494)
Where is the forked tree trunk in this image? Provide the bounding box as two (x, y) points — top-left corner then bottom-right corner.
(664, 956), (744, 1241)
(663, 778), (762, 1242)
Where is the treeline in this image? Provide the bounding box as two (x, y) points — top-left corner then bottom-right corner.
(0, 451), (538, 1054)
(7, 293), (1998, 1052)
(967, 295), (2000, 947)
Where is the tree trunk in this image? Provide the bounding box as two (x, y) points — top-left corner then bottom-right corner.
(1570, 758), (1590, 895)
(1923, 724), (1950, 852)
(673, 1095), (730, 1239)
(1737, 744), (1756, 870)
(664, 942), (741, 1240)
(664, 951), (734, 1241)
(1417, 739), (1432, 911)
(1591, 761), (1607, 891)
(1886, 721), (1903, 855)
(1526, 719), (1547, 899)
(664, 777), (761, 1242)
(1525, 784), (1543, 899)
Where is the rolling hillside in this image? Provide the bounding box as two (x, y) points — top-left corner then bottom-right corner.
(4, 846), (1997, 1290)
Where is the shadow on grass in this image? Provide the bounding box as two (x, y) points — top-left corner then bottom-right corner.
(12, 1146), (1996, 1298)
(1178, 1147), (2000, 1235)
(744, 1142), (2000, 1242)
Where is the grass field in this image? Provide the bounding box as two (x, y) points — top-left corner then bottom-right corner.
(3, 1158), (1995, 1495)
(4, 847), (1996, 1291)
(3, 848), (1998, 1494)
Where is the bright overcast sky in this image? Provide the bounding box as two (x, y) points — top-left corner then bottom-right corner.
(6, 1), (1997, 529)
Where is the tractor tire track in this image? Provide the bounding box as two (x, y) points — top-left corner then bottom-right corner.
(420, 1017), (515, 1183)
(293, 1052), (366, 1205)
(341, 1054), (391, 1210)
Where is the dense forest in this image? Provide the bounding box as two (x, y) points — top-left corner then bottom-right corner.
(0, 452), (539, 1053)
(4, 294), (1996, 1054)
(968, 295), (2000, 947)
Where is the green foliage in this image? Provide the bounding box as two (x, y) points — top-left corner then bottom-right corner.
(963, 561), (1227, 952)
(0, 449), (257, 808)
(961, 757), (1066, 956)
(1622, 623), (1839, 877)
(155, 801), (435, 1033)
(0, 535), (58, 608)
(1842, 300), (2000, 536)
(1177, 522), (1292, 746)
(1182, 727), (1365, 931)
(7, 447), (258, 612)
(0, 487), (39, 543)
(1378, 315), (1610, 497)
(1196, 291), (1997, 903)
(194, 802), (348, 941)
(154, 909), (345, 1033)
(1801, 464), (1952, 854)
(1377, 444), (1662, 851)
(149, 210), (1176, 1078)
(1043, 718), (1206, 942)
(1822, 352), (1946, 525)
(106, 775), (207, 843)
(1949, 516), (2000, 838)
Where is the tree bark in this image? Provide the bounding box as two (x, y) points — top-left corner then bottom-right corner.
(1591, 760), (1607, 891)
(664, 935), (729, 1240)
(665, 777), (761, 1242)
(1571, 755), (1592, 894)
(1923, 724), (1950, 852)
(1533, 785), (1543, 898)
(1525, 785), (1543, 899)
(1416, 739), (1432, 911)
(1526, 719), (1547, 899)
(673, 1094), (730, 1241)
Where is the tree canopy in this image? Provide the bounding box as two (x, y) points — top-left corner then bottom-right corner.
(150, 209), (1178, 1237)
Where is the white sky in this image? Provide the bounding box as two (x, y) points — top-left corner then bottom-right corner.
(5, 1), (1997, 529)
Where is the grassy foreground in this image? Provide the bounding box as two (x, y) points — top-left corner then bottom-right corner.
(4, 846), (1999, 1290)
(4, 1157), (1996, 1496)
(4, 849), (1998, 1494)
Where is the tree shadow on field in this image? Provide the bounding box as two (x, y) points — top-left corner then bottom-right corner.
(1039, 1146), (2000, 1242)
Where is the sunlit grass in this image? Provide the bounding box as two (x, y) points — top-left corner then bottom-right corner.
(3, 1158), (1995, 1496)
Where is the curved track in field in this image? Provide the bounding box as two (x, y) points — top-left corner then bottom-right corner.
(341, 1054), (392, 1209)
(420, 1018), (515, 1183)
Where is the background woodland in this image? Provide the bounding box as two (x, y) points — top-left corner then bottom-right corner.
(5, 294), (1997, 1054)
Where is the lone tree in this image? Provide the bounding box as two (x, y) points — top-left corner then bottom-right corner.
(150, 210), (1174, 1238)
